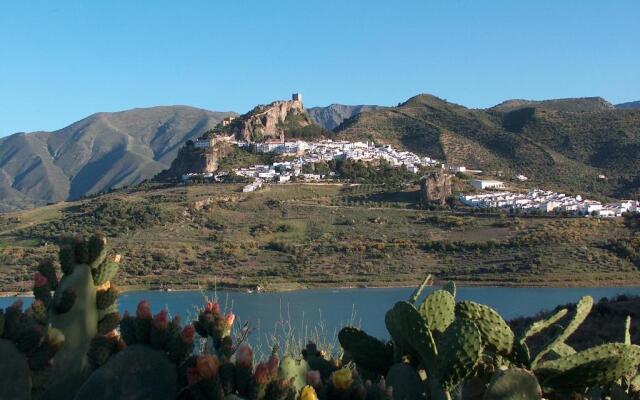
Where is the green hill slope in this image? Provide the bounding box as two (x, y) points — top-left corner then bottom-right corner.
(335, 94), (640, 198)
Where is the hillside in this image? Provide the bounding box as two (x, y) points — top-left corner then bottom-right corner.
(335, 94), (640, 198)
(306, 104), (383, 130)
(0, 106), (235, 212)
(2, 182), (639, 292)
(617, 101), (640, 109)
(491, 96), (614, 112)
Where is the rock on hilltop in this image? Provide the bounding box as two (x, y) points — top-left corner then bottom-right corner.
(224, 94), (313, 141)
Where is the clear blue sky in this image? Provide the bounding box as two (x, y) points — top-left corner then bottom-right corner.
(1, 0), (638, 137)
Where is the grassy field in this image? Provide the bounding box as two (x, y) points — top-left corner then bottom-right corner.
(1, 182), (639, 292)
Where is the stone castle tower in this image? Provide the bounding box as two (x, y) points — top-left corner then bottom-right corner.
(292, 93), (302, 102)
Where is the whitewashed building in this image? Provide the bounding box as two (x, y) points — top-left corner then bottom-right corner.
(471, 179), (505, 190)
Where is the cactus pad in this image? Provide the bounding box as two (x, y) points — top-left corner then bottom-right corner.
(442, 281), (456, 297)
(484, 368), (542, 400)
(385, 363), (425, 400)
(532, 296), (593, 367)
(338, 327), (393, 375)
(92, 261), (119, 286)
(409, 274), (432, 304)
(436, 319), (483, 391)
(519, 308), (568, 344)
(96, 286), (119, 310)
(75, 345), (178, 400)
(419, 289), (455, 334)
(278, 356), (309, 393)
(97, 312), (120, 335)
(456, 300), (514, 356)
(536, 343), (640, 390)
(385, 301), (437, 368)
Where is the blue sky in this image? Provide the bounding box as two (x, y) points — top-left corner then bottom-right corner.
(0, 0), (638, 137)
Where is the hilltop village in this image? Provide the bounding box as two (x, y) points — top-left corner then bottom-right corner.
(173, 94), (637, 218)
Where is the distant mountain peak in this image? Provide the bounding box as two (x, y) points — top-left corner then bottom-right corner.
(307, 104), (383, 130)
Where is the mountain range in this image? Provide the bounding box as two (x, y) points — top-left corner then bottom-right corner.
(334, 95), (640, 199)
(0, 96), (639, 211)
(0, 106), (235, 211)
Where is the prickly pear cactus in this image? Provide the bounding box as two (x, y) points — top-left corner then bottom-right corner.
(442, 281), (456, 297)
(518, 307), (568, 344)
(385, 298), (485, 400)
(39, 233), (121, 400)
(278, 356), (309, 393)
(301, 342), (337, 381)
(435, 319), (483, 391)
(0, 292), (65, 399)
(74, 345), (178, 400)
(483, 368), (542, 400)
(385, 363), (425, 400)
(531, 295), (593, 367)
(338, 327), (393, 375)
(456, 300), (514, 356)
(385, 300), (437, 367)
(192, 300), (235, 359)
(418, 289), (455, 335)
(535, 343), (640, 391)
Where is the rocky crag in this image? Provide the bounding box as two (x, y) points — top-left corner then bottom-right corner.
(420, 171), (453, 206)
(155, 139), (235, 181)
(222, 93), (314, 142)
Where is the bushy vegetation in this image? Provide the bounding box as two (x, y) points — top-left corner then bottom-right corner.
(17, 198), (181, 241)
(1, 184), (639, 292)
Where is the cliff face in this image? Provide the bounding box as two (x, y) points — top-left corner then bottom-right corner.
(231, 99), (309, 141)
(159, 141), (234, 180)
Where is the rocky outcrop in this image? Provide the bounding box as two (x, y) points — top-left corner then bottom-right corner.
(158, 141), (234, 180)
(230, 98), (309, 141)
(420, 172), (452, 206)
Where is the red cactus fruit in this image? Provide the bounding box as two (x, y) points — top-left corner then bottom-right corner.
(196, 354), (220, 380)
(33, 272), (49, 288)
(136, 300), (152, 319)
(267, 355), (279, 378)
(181, 324), (196, 344)
(225, 312), (235, 327)
(235, 344), (253, 369)
(254, 362), (270, 384)
(153, 310), (169, 330)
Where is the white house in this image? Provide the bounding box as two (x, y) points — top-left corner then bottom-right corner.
(471, 179), (505, 190)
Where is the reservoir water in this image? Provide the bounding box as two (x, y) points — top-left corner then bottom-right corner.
(3, 286), (639, 355)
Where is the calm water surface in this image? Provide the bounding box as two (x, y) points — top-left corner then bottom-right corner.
(3, 286), (639, 348)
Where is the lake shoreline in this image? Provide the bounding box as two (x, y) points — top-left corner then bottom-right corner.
(4, 278), (640, 298)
